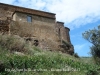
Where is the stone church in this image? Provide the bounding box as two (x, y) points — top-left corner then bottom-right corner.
(0, 3), (74, 55)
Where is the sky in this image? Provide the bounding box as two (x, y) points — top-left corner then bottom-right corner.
(0, 0), (100, 57)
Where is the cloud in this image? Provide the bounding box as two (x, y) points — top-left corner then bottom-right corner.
(74, 43), (92, 56)
(13, 0), (46, 9)
(74, 44), (86, 51)
(45, 0), (100, 29)
(0, 0), (15, 4)
(1, 0), (100, 29)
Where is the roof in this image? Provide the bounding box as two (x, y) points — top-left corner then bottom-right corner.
(57, 21), (70, 31)
(0, 3), (56, 19)
(57, 21), (64, 24)
(65, 27), (70, 31)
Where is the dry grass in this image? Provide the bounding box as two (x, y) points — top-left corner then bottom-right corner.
(0, 34), (28, 53)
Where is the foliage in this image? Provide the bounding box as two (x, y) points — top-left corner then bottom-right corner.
(0, 52), (99, 75)
(86, 70), (98, 75)
(0, 34), (100, 75)
(73, 53), (80, 58)
(0, 34), (27, 52)
(82, 25), (100, 63)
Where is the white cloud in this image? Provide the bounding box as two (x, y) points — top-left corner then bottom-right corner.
(74, 43), (92, 56)
(1, 0), (100, 29)
(0, 0), (15, 4)
(14, 0), (46, 9)
(45, 0), (100, 29)
(74, 44), (86, 51)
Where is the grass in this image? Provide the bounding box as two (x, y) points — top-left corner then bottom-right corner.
(0, 34), (100, 75)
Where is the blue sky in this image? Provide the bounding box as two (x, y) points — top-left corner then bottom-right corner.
(0, 0), (100, 57)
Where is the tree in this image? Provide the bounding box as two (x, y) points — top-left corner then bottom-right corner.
(82, 25), (100, 62)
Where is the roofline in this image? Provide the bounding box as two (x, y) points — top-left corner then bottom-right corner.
(57, 21), (64, 24)
(0, 2), (56, 19)
(65, 27), (70, 31)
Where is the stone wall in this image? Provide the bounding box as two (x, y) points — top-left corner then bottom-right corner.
(10, 12), (60, 51)
(0, 4), (13, 34)
(56, 22), (70, 43)
(0, 3), (55, 19)
(0, 8), (13, 20)
(13, 12), (55, 23)
(0, 3), (74, 54)
(65, 27), (71, 43)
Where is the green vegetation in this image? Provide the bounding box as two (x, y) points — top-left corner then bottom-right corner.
(83, 25), (100, 64)
(0, 34), (100, 75)
(73, 53), (80, 58)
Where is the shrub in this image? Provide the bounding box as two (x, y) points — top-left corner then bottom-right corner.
(82, 25), (100, 64)
(86, 70), (98, 75)
(0, 34), (27, 53)
(0, 61), (5, 72)
(73, 53), (80, 58)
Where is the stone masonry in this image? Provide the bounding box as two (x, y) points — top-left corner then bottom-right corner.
(0, 3), (74, 55)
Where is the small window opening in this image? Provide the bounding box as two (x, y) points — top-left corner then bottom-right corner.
(27, 15), (32, 22)
(34, 40), (39, 46)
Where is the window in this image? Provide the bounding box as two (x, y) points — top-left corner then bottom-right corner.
(27, 15), (32, 22)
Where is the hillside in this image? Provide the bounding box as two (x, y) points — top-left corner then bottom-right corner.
(0, 34), (100, 75)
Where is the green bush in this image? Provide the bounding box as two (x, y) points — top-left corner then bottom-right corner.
(0, 52), (99, 75)
(82, 25), (100, 64)
(3, 54), (98, 72)
(73, 53), (80, 58)
(86, 70), (98, 75)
